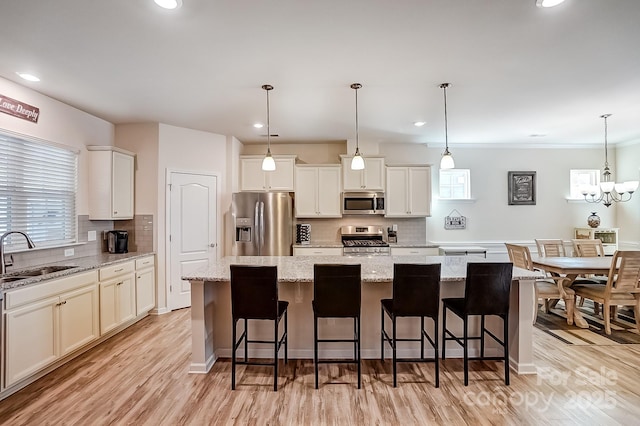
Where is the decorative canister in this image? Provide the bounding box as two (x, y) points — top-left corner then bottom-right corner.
(587, 212), (600, 228)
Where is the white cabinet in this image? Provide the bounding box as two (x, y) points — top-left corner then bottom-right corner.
(3, 271), (99, 388)
(87, 146), (135, 220)
(294, 165), (342, 217)
(574, 228), (619, 255)
(293, 247), (343, 256)
(341, 156), (385, 191)
(385, 166), (431, 217)
(390, 247), (439, 256)
(99, 261), (136, 335)
(240, 155), (296, 191)
(135, 256), (156, 315)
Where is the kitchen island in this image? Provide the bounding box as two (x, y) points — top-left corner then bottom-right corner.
(183, 255), (544, 376)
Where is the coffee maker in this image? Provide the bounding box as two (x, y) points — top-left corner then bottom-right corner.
(107, 230), (129, 253)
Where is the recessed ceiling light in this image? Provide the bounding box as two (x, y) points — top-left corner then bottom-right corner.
(414, 121), (426, 127)
(154, 0), (182, 10)
(253, 123), (264, 129)
(16, 72), (40, 82)
(529, 133), (547, 137)
(536, 0), (565, 8)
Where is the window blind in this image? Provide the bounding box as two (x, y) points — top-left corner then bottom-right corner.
(0, 131), (78, 250)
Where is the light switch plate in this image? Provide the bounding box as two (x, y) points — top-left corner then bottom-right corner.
(392, 224), (398, 231)
(88, 230), (97, 241)
(64, 248), (74, 257)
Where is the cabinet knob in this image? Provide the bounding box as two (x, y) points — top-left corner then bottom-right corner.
(114, 211), (118, 214)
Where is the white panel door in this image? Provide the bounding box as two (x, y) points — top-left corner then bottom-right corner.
(169, 172), (218, 310)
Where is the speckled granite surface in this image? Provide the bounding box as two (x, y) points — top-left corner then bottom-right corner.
(183, 255), (543, 283)
(0, 252), (155, 292)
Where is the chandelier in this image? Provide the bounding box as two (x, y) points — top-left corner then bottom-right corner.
(582, 114), (638, 207)
(439, 83), (455, 170)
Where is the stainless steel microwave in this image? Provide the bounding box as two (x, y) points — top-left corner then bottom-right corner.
(342, 192), (385, 215)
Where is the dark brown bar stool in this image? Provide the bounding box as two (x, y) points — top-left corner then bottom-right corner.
(381, 263), (441, 387)
(313, 264), (362, 389)
(442, 262), (512, 386)
(230, 265), (288, 391)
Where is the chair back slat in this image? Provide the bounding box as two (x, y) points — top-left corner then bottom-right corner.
(463, 262), (513, 315)
(313, 264), (361, 317)
(572, 239), (605, 257)
(505, 243), (533, 271)
(230, 265), (279, 319)
(392, 263), (441, 317)
(608, 251), (640, 295)
(535, 239), (566, 257)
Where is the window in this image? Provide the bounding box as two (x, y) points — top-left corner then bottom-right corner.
(439, 169), (471, 199)
(569, 169), (600, 199)
(0, 131), (78, 251)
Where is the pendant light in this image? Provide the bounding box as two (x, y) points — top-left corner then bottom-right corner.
(350, 83), (365, 170)
(439, 83), (455, 170)
(582, 114), (638, 207)
(261, 84), (276, 171)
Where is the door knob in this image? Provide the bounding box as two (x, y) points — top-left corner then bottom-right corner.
(209, 243), (216, 247)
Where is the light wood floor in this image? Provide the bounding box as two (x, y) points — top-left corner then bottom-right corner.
(1, 308), (639, 425)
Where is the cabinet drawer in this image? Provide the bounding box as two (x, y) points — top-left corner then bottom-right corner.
(4, 270), (98, 310)
(99, 261), (135, 281)
(293, 247), (343, 256)
(390, 247), (439, 256)
(135, 256), (155, 270)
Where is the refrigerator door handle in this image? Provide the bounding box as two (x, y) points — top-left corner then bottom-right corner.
(259, 201), (265, 251)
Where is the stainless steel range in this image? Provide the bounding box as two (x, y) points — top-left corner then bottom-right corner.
(341, 225), (390, 256)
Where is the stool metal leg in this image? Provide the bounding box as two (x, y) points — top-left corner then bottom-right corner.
(480, 315), (486, 359)
(442, 306), (448, 360)
(420, 316), (425, 360)
(357, 315), (361, 389)
(232, 318), (237, 390)
(463, 315), (469, 386)
(380, 305), (385, 362)
(392, 315), (397, 387)
(314, 315), (319, 389)
(244, 318), (248, 362)
(434, 316), (440, 388)
(503, 314), (510, 385)
(274, 314), (278, 392)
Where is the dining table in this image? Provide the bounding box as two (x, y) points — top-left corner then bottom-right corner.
(530, 255), (617, 328)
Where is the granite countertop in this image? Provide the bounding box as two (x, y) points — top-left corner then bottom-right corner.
(294, 242), (439, 248)
(0, 252), (155, 292)
(183, 255), (543, 283)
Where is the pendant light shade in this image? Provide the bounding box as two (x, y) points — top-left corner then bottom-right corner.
(350, 83), (365, 170)
(261, 84), (276, 172)
(439, 83), (455, 170)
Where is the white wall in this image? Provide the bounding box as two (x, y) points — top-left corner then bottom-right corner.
(0, 76), (114, 215)
(616, 141), (640, 248)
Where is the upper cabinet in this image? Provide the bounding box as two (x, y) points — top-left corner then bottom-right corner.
(385, 166), (431, 217)
(294, 165), (342, 217)
(240, 155), (296, 192)
(87, 146), (135, 220)
(341, 156), (385, 191)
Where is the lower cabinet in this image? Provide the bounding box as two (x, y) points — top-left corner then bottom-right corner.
(99, 261), (136, 335)
(135, 256), (156, 315)
(3, 270), (99, 388)
(293, 247), (343, 256)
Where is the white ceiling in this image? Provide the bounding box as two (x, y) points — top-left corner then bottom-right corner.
(1, 0), (639, 147)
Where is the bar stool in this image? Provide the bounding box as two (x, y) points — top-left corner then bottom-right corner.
(313, 263), (362, 389)
(381, 263), (441, 387)
(442, 262), (512, 386)
(230, 265), (288, 391)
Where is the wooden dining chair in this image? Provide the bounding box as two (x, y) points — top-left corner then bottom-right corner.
(572, 239), (606, 257)
(572, 250), (640, 335)
(535, 239), (566, 257)
(571, 238), (608, 312)
(505, 243), (574, 325)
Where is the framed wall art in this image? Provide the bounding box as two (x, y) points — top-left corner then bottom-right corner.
(508, 171), (536, 205)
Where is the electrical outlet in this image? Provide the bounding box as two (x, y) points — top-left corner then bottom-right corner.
(392, 224), (398, 231)
(88, 230), (97, 241)
(64, 248), (74, 257)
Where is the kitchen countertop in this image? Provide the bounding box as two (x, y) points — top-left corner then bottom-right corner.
(183, 255), (542, 283)
(293, 243), (439, 248)
(0, 252), (155, 292)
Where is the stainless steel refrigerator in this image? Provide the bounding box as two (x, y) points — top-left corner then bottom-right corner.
(231, 192), (293, 256)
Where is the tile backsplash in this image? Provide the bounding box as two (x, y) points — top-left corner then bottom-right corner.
(4, 214), (154, 271)
(295, 217), (427, 244)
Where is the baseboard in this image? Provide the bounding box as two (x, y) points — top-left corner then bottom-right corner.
(149, 306), (170, 315)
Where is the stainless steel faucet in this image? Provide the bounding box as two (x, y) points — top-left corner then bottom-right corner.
(0, 231), (36, 274)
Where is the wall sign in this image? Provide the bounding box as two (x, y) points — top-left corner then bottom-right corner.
(0, 94), (40, 123)
(444, 209), (467, 230)
(508, 171), (536, 205)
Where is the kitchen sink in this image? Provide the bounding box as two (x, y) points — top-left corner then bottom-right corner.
(17, 265), (77, 276)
